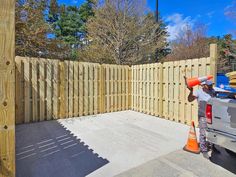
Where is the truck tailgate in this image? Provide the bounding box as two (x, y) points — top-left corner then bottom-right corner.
(209, 98), (236, 135)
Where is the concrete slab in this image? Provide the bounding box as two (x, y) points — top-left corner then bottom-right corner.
(115, 148), (236, 177)
(17, 110), (235, 177)
(59, 111), (190, 177)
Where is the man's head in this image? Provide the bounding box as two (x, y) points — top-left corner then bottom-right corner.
(201, 80), (214, 90)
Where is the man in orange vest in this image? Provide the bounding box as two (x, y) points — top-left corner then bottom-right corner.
(187, 80), (220, 159)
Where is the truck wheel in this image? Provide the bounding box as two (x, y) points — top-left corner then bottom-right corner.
(225, 149), (236, 156)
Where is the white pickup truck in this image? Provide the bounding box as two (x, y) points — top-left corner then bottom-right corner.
(206, 96), (236, 155)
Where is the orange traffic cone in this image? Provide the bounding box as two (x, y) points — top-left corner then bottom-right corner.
(186, 75), (213, 88)
(183, 121), (200, 154)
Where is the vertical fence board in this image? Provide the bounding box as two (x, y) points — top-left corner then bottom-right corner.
(154, 64), (159, 116)
(147, 65), (150, 114)
(118, 66), (121, 111)
(89, 64), (94, 115)
(64, 61), (69, 118)
(105, 66), (110, 112)
(24, 58), (31, 123)
(99, 65), (105, 113)
(68, 61), (73, 117)
(32, 58), (38, 122)
(111, 66), (114, 112)
(79, 63), (84, 116)
(94, 64), (98, 114)
(15, 57), (24, 124)
(169, 62), (174, 121)
(83, 63), (89, 115)
(59, 61), (66, 118)
(173, 61), (180, 123)
(39, 59), (45, 121)
(52, 60), (59, 119)
(114, 67), (118, 111)
(73, 62), (79, 117)
(158, 64), (163, 117)
(179, 60), (185, 124)
(46, 60), (52, 120)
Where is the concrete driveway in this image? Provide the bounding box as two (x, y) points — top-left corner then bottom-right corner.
(115, 148), (236, 177)
(59, 111), (236, 177)
(16, 111), (236, 177)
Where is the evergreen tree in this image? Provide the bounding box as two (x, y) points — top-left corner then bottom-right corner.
(79, 0), (96, 34)
(52, 1), (96, 59)
(54, 5), (82, 59)
(48, 0), (60, 30)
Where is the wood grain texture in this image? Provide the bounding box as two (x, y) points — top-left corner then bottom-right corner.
(73, 62), (79, 117)
(0, 0), (15, 176)
(46, 59), (52, 120)
(79, 63), (84, 116)
(39, 59), (45, 121)
(52, 60), (59, 119)
(15, 57), (24, 124)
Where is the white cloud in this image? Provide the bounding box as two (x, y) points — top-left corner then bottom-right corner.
(72, 0), (79, 4)
(165, 13), (195, 41)
(206, 11), (215, 19)
(224, 1), (236, 17)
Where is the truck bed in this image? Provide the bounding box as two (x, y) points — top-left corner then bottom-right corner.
(207, 98), (236, 153)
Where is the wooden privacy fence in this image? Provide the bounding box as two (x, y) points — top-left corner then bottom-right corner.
(15, 56), (131, 124)
(132, 57), (211, 125)
(131, 44), (217, 125)
(15, 44), (217, 125)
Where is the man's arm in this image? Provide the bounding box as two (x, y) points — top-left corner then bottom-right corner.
(188, 87), (196, 102)
(184, 76), (196, 102)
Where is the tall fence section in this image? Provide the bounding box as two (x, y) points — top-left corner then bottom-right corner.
(131, 58), (212, 125)
(15, 44), (217, 125)
(15, 57), (131, 124)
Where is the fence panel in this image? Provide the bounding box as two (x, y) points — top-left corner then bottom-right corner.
(15, 57), (130, 123)
(131, 57), (212, 125)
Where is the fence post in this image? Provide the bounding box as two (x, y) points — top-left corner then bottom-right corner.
(158, 63), (163, 117)
(59, 61), (66, 118)
(210, 44), (218, 85)
(0, 0), (15, 176)
(99, 64), (105, 113)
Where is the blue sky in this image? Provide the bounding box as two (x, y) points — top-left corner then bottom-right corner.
(59, 0), (236, 40)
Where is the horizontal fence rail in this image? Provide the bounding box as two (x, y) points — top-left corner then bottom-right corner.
(15, 44), (217, 125)
(15, 56), (131, 124)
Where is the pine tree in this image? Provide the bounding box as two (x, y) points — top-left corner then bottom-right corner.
(79, 0), (96, 34)
(48, 0), (60, 30)
(54, 5), (82, 59)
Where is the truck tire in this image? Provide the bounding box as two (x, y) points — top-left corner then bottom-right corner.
(225, 149), (236, 156)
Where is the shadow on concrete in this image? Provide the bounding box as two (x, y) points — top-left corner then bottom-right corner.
(210, 146), (236, 175)
(16, 121), (109, 177)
